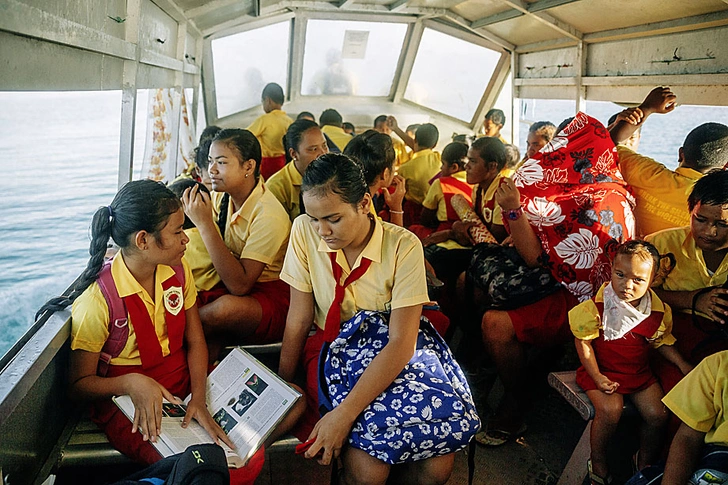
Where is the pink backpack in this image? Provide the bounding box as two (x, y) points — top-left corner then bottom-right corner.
(95, 261), (185, 376)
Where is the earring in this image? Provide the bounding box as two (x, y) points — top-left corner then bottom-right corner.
(245, 173), (249, 178)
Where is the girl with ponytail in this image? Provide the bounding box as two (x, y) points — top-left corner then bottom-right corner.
(40, 180), (258, 476)
(182, 128), (292, 363)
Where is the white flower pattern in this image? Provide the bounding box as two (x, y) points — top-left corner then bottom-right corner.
(554, 228), (603, 269)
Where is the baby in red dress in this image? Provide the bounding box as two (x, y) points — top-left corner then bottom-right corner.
(569, 240), (693, 484)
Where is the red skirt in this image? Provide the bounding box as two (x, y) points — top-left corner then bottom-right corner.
(507, 286), (578, 347)
(260, 155), (287, 181)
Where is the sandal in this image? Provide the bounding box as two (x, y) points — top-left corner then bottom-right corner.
(474, 423), (527, 447)
(587, 459), (613, 485)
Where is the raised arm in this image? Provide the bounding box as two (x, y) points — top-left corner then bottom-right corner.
(609, 86), (677, 144)
(387, 116), (415, 151)
(182, 185), (265, 295)
(494, 177), (542, 266)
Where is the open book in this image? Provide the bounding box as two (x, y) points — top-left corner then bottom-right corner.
(113, 347), (301, 468)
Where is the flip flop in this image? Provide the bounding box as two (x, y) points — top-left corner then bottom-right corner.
(587, 459), (613, 485)
(474, 423), (527, 447)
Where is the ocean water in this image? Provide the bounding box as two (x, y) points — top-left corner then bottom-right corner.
(1, 93), (728, 359)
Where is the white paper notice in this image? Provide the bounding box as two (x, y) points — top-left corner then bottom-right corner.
(342, 30), (369, 59)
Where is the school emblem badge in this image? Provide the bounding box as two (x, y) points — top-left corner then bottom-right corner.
(164, 286), (184, 316)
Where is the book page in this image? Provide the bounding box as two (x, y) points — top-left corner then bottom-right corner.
(204, 348), (301, 463)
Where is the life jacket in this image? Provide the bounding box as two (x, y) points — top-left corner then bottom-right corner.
(95, 260), (186, 377)
(440, 175), (473, 222)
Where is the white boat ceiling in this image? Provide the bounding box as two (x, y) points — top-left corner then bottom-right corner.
(2, 0), (728, 151)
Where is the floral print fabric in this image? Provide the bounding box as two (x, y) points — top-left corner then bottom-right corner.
(512, 112), (636, 301)
(319, 311), (480, 464)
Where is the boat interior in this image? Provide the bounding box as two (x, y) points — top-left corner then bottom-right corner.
(2, 0), (728, 483)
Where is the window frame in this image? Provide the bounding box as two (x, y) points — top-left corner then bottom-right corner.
(397, 20), (510, 128)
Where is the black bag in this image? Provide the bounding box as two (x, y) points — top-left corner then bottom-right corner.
(111, 444), (230, 485)
(467, 243), (562, 310)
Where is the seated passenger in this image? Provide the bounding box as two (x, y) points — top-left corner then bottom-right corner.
(38, 180), (266, 483)
(570, 241), (691, 483)
(520, 121), (555, 166)
(246, 83), (294, 181)
(390, 119), (442, 226)
(662, 351), (728, 484)
(481, 108), (507, 144)
(319, 108), (352, 151)
(343, 129), (405, 227)
(342, 121), (356, 136)
(168, 179), (219, 293)
(451, 137), (509, 245)
(277, 153), (477, 485)
(413, 141), (472, 241)
(172, 125), (221, 190)
(502, 143), (520, 177)
(610, 86), (728, 237)
(477, 113), (636, 446)
(182, 129), (292, 362)
(373, 114), (410, 167)
(646, 169), (728, 393)
(266, 119), (329, 221)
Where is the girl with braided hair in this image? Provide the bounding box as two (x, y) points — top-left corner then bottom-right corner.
(37, 180), (270, 481)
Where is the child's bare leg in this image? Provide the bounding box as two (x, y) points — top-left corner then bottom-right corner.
(586, 389), (624, 480)
(199, 295), (264, 363)
(630, 382), (668, 468)
(387, 453), (455, 485)
(340, 447), (391, 485)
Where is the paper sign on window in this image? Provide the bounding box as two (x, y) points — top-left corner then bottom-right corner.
(342, 30), (369, 59)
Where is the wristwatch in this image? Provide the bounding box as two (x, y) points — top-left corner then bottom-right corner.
(502, 207), (523, 221)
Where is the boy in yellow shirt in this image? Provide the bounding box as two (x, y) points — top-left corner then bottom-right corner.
(247, 83), (293, 180)
(481, 109), (507, 144)
(319, 108), (352, 151)
(373, 114), (410, 167)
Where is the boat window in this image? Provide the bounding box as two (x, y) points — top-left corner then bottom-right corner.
(405, 28), (501, 122)
(211, 21), (291, 118)
(301, 20), (408, 97)
(0, 91), (121, 360)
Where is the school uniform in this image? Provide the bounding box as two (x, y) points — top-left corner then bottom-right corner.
(647, 226), (728, 391)
(412, 171), (472, 250)
(247, 109), (293, 180)
(397, 148), (441, 205)
(71, 254), (197, 463)
(72, 254), (265, 482)
(183, 227), (220, 292)
(473, 170), (507, 228)
(265, 161), (303, 222)
(280, 215), (429, 438)
(663, 351), (728, 445)
(617, 146), (702, 237)
(210, 181), (292, 342)
(321, 125), (352, 151)
(570, 283), (675, 394)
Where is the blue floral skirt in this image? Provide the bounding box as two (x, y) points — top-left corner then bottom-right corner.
(318, 311), (480, 464)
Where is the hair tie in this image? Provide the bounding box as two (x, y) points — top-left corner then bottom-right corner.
(107, 205), (114, 221)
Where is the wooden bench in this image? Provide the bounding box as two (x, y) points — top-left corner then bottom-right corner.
(548, 371), (637, 485)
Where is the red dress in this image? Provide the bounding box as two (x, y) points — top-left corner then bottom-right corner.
(576, 301), (664, 394)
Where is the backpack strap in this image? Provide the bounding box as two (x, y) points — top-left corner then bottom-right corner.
(96, 261), (129, 377)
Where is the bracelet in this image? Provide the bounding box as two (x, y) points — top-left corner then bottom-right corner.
(390, 210), (404, 214)
(501, 207), (523, 221)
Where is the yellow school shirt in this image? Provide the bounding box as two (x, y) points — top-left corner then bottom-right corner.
(617, 146), (702, 237)
(265, 161), (303, 222)
(247, 109), (293, 158)
(398, 149), (441, 205)
(472, 171), (506, 227)
(422, 171), (471, 250)
(569, 284), (675, 347)
(392, 136), (410, 167)
(647, 227), (728, 297)
(212, 181), (291, 282)
(281, 215), (429, 330)
(663, 351), (728, 446)
(184, 227), (220, 291)
(321, 125), (353, 151)
(71, 253), (197, 366)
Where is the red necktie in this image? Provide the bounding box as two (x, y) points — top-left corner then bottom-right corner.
(123, 293), (165, 369)
(324, 252), (372, 342)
